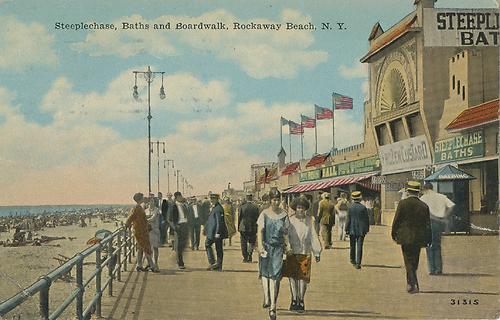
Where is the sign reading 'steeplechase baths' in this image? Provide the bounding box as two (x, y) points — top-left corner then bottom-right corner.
(434, 130), (484, 164)
(379, 135), (432, 175)
(424, 9), (499, 47)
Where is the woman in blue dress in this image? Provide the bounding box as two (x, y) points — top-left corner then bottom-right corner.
(258, 187), (291, 320)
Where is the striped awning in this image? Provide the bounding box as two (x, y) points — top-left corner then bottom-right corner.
(284, 173), (378, 193)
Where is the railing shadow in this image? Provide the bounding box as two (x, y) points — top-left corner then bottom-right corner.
(362, 264), (402, 269)
(419, 290), (498, 295)
(438, 272), (493, 277)
(278, 309), (403, 318)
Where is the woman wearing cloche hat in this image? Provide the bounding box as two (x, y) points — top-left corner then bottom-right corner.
(282, 195), (322, 312)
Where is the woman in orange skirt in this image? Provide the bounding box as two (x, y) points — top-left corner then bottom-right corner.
(283, 195), (322, 312)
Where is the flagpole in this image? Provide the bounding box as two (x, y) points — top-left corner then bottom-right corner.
(314, 108), (318, 155)
(280, 118), (283, 149)
(301, 128), (304, 159)
(332, 95), (336, 152)
(289, 124), (292, 163)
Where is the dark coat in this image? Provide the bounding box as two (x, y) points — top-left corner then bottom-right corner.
(238, 201), (259, 234)
(205, 203), (228, 240)
(167, 201), (191, 228)
(391, 196), (432, 247)
(346, 201), (370, 236)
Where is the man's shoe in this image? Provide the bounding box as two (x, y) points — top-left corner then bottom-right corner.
(136, 266), (144, 272)
(289, 300), (297, 311)
(206, 263), (219, 271)
(263, 301), (270, 309)
(178, 265), (186, 270)
(297, 302), (305, 313)
(269, 309), (277, 320)
(350, 260), (356, 265)
(355, 264), (361, 269)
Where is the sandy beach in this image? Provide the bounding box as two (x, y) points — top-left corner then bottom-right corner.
(0, 214), (130, 319)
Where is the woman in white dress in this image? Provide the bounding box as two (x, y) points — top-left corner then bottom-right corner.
(147, 197), (161, 272)
(283, 195), (322, 312)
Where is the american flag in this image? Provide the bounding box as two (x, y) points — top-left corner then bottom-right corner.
(280, 116), (289, 126)
(289, 120), (304, 135)
(301, 114), (316, 128)
(315, 104), (334, 120)
(333, 92), (353, 110)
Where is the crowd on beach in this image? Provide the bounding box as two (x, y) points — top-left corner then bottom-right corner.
(0, 207), (128, 247)
(125, 179), (453, 320)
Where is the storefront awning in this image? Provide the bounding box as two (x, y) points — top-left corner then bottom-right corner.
(281, 162), (300, 176)
(284, 173), (378, 193)
(305, 153), (330, 168)
(445, 99), (499, 132)
(424, 165), (475, 181)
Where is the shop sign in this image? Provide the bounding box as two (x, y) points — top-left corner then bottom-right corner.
(371, 175), (386, 184)
(379, 135), (432, 175)
(300, 169), (321, 182)
(434, 130), (484, 164)
(424, 9), (499, 47)
(412, 169), (425, 180)
(322, 156), (381, 179)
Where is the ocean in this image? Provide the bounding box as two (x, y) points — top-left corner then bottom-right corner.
(0, 204), (129, 217)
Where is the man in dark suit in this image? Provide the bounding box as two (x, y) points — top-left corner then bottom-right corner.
(205, 192), (228, 271)
(392, 181), (432, 294)
(188, 198), (203, 250)
(345, 191), (370, 269)
(238, 193), (260, 263)
(167, 191), (190, 269)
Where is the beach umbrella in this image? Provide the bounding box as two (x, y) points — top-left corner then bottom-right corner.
(424, 164), (475, 181)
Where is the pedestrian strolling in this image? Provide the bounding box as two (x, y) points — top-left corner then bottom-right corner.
(238, 193), (259, 263)
(168, 191), (191, 270)
(125, 192), (157, 272)
(336, 193), (349, 241)
(283, 195), (321, 313)
(258, 187), (291, 320)
(318, 192), (335, 249)
(345, 191), (369, 269)
(222, 197), (237, 246)
(147, 197), (161, 272)
(188, 198), (203, 250)
(420, 182), (455, 275)
(391, 181), (432, 294)
(205, 192), (228, 271)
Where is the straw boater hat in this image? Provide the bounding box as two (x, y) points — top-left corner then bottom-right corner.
(133, 192), (144, 202)
(321, 192), (330, 199)
(351, 191), (362, 201)
(290, 196), (310, 211)
(406, 181), (421, 193)
(208, 191), (220, 199)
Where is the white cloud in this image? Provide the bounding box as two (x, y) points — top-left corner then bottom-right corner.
(0, 16), (57, 70)
(72, 10), (328, 79)
(40, 69), (231, 126)
(339, 62), (368, 79)
(71, 15), (177, 58)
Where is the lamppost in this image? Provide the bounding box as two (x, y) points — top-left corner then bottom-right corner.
(132, 66), (166, 194)
(175, 169), (180, 193)
(163, 159), (175, 194)
(151, 140), (166, 194)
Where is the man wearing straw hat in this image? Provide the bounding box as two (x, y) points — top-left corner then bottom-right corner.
(317, 192), (335, 249)
(391, 181), (432, 294)
(345, 191), (369, 269)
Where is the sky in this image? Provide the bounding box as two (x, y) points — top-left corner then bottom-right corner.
(0, 0), (496, 205)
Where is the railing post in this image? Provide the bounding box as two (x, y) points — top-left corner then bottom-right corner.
(39, 276), (51, 320)
(123, 230), (128, 272)
(108, 239), (113, 296)
(76, 254), (84, 320)
(96, 245), (102, 318)
(117, 231), (122, 282)
(127, 229), (133, 263)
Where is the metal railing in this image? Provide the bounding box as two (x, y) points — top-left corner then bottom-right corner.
(0, 227), (136, 320)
